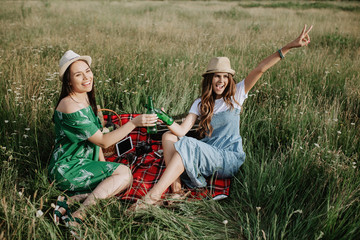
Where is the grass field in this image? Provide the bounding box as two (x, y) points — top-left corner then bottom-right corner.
(1, 0), (359, 239)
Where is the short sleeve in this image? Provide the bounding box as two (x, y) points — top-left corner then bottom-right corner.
(234, 79), (248, 106)
(59, 112), (100, 143)
(189, 98), (201, 116)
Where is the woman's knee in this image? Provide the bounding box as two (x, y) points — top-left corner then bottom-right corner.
(112, 165), (133, 184)
(162, 131), (178, 142)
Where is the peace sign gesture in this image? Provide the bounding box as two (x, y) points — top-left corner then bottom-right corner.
(288, 24), (313, 48)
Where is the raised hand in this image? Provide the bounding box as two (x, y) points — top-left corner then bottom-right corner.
(288, 24), (313, 48)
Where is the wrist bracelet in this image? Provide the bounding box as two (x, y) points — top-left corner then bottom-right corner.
(278, 49), (284, 60)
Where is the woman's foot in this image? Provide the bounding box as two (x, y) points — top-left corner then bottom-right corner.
(53, 196), (70, 225)
(63, 210), (85, 239)
(126, 194), (163, 213)
(165, 189), (192, 206)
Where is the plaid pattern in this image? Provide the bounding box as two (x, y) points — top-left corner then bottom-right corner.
(104, 114), (231, 202)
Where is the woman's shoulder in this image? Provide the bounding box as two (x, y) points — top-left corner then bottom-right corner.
(192, 98), (201, 105)
(236, 79), (245, 89)
(56, 97), (89, 114)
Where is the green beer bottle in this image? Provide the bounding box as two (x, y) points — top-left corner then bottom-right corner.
(143, 105), (174, 126)
(153, 108), (174, 126)
(146, 96), (157, 134)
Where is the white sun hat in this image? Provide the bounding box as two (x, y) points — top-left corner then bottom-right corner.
(59, 50), (92, 81)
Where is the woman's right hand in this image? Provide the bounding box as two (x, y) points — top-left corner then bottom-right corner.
(286, 24), (313, 49)
(131, 114), (158, 127)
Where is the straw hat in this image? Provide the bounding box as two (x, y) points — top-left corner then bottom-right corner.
(202, 57), (235, 77)
(59, 50), (92, 81)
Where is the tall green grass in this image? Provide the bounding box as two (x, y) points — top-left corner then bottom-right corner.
(1, 1), (359, 239)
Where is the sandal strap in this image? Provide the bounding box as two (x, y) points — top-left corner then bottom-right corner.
(56, 200), (68, 209)
(54, 210), (65, 218)
(56, 196), (69, 210)
(56, 196), (73, 217)
(74, 217), (83, 224)
(64, 215), (83, 225)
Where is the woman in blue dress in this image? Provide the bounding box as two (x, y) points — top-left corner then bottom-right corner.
(133, 25), (313, 208)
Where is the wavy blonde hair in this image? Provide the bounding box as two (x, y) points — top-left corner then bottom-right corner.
(198, 73), (239, 138)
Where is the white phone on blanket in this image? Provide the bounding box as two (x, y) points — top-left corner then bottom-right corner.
(115, 136), (133, 157)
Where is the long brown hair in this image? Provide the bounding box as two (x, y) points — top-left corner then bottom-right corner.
(54, 60), (98, 120)
(198, 73), (238, 137)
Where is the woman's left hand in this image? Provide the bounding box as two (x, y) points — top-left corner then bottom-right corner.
(288, 24), (313, 49)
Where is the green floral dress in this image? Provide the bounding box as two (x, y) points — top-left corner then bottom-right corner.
(48, 106), (121, 195)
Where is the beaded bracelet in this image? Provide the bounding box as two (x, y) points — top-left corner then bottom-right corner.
(278, 49), (284, 60)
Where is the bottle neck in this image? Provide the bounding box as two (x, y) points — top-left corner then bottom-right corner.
(148, 97), (154, 109)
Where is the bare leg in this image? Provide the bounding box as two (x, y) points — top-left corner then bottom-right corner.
(143, 152), (185, 204)
(71, 165), (133, 219)
(162, 131), (182, 193)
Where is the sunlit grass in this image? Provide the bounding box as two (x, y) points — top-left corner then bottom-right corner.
(0, 1), (359, 239)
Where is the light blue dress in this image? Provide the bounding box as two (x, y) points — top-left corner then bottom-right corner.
(174, 81), (247, 188)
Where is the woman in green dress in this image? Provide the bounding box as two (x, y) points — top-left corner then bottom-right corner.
(49, 50), (158, 226)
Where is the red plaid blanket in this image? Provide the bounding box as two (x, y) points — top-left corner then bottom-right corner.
(104, 114), (231, 202)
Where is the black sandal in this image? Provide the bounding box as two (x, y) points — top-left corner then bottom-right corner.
(53, 196), (70, 225)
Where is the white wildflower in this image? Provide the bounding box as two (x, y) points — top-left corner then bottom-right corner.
(223, 220), (228, 225)
(314, 143), (320, 148)
(294, 209), (303, 214)
(25, 128), (30, 131)
(4, 120), (9, 123)
(351, 123), (355, 126)
(337, 131), (341, 134)
(36, 210), (44, 218)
